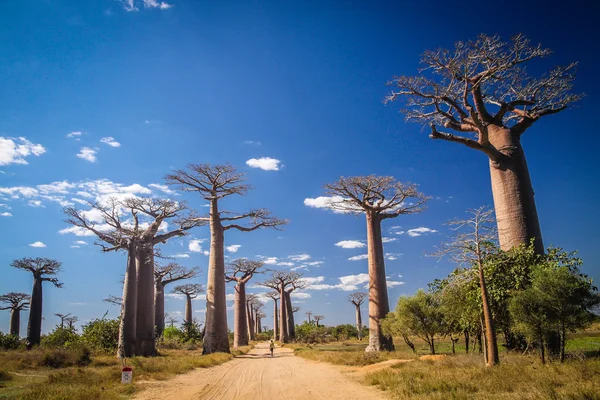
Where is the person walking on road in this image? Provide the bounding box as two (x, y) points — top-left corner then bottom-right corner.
(269, 340), (275, 357)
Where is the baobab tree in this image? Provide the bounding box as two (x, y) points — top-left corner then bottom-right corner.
(251, 301), (265, 335)
(155, 263), (199, 337)
(64, 197), (199, 357)
(55, 313), (71, 329)
(265, 291), (279, 340)
(225, 258), (264, 348)
(166, 163), (287, 354)
(385, 34), (582, 254)
(316, 176), (428, 351)
(255, 311), (266, 334)
(173, 284), (204, 325)
(260, 271), (306, 343)
(0, 292), (30, 336)
(314, 315), (325, 327)
(348, 292), (366, 340)
(432, 207), (500, 366)
(245, 294), (258, 341)
(104, 295), (122, 307)
(305, 311), (313, 324)
(165, 314), (178, 328)
(65, 316), (79, 331)
(10, 258), (63, 346)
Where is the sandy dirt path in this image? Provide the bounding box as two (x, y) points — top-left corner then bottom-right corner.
(133, 342), (389, 400)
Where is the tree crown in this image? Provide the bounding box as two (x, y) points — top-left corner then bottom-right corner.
(11, 257), (63, 287)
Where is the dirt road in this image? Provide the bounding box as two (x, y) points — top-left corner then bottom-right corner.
(134, 342), (388, 400)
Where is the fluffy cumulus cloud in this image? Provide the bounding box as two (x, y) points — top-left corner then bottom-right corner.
(100, 137), (121, 147)
(289, 254), (310, 261)
(382, 237), (397, 243)
(29, 241), (46, 248)
(66, 131), (84, 140)
(148, 184), (175, 195)
(385, 253), (402, 261)
(303, 195), (365, 214)
(0, 212), (12, 217)
(188, 239), (208, 255)
(76, 147), (97, 163)
(225, 244), (241, 253)
(396, 227), (438, 237)
(245, 157), (281, 171)
(276, 261), (294, 267)
(348, 254), (368, 261)
(75, 240), (88, 245)
(0, 137), (46, 166)
(120, 0), (172, 11)
(263, 257), (278, 265)
(306, 273), (371, 291)
(335, 240), (365, 249)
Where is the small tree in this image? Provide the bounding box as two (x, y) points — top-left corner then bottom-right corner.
(386, 34), (583, 254)
(386, 290), (446, 354)
(314, 176), (428, 351)
(166, 164), (287, 354)
(0, 292), (30, 337)
(155, 263), (199, 337)
(173, 284), (204, 325)
(347, 292), (366, 340)
(305, 311), (313, 324)
(265, 291), (280, 340)
(225, 258), (264, 348)
(55, 313), (71, 329)
(313, 315), (324, 327)
(11, 258), (63, 347)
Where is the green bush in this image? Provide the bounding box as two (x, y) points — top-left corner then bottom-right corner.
(255, 332), (271, 341)
(330, 324), (359, 341)
(41, 327), (81, 348)
(40, 346), (92, 368)
(81, 318), (119, 352)
(0, 332), (22, 350)
(295, 322), (330, 344)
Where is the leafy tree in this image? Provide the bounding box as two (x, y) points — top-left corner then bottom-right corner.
(81, 318), (120, 352)
(42, 326), (80, 348)
(330, 324), (358, 341)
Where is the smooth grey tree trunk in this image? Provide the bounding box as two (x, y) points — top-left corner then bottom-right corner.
(355, 305), (363, 340)
(273, 299), (278, 340)
(365, 213), (394, 352)
(203, 199), (230, 354)
(27, 278), (43, 346)
(279, 286), (289, 343)
(135, 246), (157, 356)
(10, 309), (20, 336)
(233, 283), (248, 348)
(184, 294), (193, 323)
(118, 245), (137, 359)
(155, 281), (166, 337)
(285, 291), (295, 340)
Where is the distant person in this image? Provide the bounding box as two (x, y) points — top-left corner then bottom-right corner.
(269, 339), (275, 357)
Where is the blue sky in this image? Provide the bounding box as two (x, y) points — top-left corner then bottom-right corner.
(1, 0), (599, 334)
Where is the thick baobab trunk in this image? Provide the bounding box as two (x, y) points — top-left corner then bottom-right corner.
(257, 317), (262, 333)
(478, 262), (499, 366)
(273, 299), (278, 340)
(155, 281), (165, 337)
(118, 245), (137, 358)
(203, 199), (230, 354)
(233, 283), (248, 348)
(135, 246), (157, 356)
(488, 126), (543, 254)
(184, 295), (193, 324)
(355, 304), (363, 340)
(365, 213), (394, 352)
(279, 287), (289, 343)
(246, 301), (254, 341)
(9, 309), (20, 336)
(285, 291), (295, 340)
(27, 277), (43, 346)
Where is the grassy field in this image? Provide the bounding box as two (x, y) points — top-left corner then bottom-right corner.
(0, 344), (254, 400)
(293, 327), (600, 399)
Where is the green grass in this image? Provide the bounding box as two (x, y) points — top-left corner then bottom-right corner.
(0, 343), (254, 400)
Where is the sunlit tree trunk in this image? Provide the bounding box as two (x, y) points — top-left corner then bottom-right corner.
(355, 304), (363, 340)
(135, 246), (156, 356)
(27, 277), (43, 346)
(279, 286), (289, 343)
(285, 291), (295, 340)
(365, 213), (394, 352)
(203, 199), (230, 354)
(155, 281), (165, 337)
(9, 309), (20, 336)
(273, 299), (278, 340)
(233, 283), (248, 348)
(488, 126), (543, 254)
(184, 294), (193, 324)
(118, 245), (137, 358)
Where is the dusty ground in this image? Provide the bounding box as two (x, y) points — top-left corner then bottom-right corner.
(134, 342), (389, 400)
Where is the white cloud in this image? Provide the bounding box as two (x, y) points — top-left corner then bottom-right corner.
(225, 245), (241, 253)
(100, 137), (121, 147)
(243, 140), (262, 146)
(71, 245), (80, 248)
(75, 240), (88, 245)
(335, 240), (365, 249)
(119, 0), (138, 11)
(291, 292), (311, 299)
(149, 184), (175, 195)
(387, 280), (405, 288)
(59, 226), (96, 237)
(385, 253), (402, 261)
(188, 239), (207, 253)
(66, 131), (84, 139)
(143, 0), (172, 9)
(170, 253), (190, 258)
(398, 227), (438, 237)
(303, 196), (348, 214)
(304, 261), (324, 266)
(76, 147), (97, 163)
(382, 237), (397, 243)
(38, 181), (76, 194)
(306, 273), (370, 292)
(28, 200), (44, 208)
(263, 257), (278, 265)
(348, 254), (368, 261)
(0, 212), (12, 217)
(301, 276), (325, 286)
(0, 137), (46, 166)
(76, 191), (93, 198)
(246, 157), (281, 171)
(276, 261), (294, 267)
(289, 254), (310, 261)
(29, 241), (46, 248)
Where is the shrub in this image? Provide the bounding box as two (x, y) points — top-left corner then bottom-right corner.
(81, 318), (119, 352)
(295, 322), (330, 344)
(0, 332), (22, 350)
(41, 327), (81, 348)
(40, 346), (92, 368)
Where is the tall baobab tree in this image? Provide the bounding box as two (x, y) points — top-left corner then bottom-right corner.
(64, 197), (199, 357)
(55, 313), (71, 329)
(348, 292), (366, 340)
(314, 315), (325, 327)
(315, 176), (428, 351)
(385, 34), (582, 254)
(245, 294), (258, 341)
(432, 207), (499, 366)
(255, 311), (266, 334)
(173, 284), (204, 325)
(0, 292), (30, 336)
(155, 263), (199, 337)
(260, 271), (306, 343)
(166, 164), (287, 354)
(305, 311), (313, 324)
(251, 301), (265, 335)
(10, 258), (63, 346)
(265, 291), (279, 340)
(225, 258), (264, 348)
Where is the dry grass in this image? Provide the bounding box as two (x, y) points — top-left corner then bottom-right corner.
(0, 343), (254, 400)
(294, 342), (416, 366)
